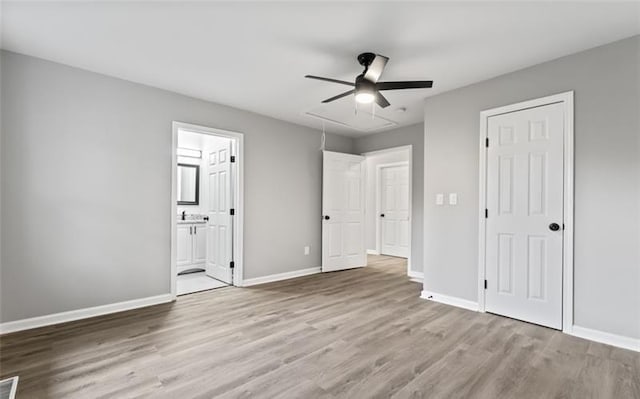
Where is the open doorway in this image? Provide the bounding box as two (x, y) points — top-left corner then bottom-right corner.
(320, 146), (413, 277)
(362, 146), (412, 276)
(171, 122), (244, 297)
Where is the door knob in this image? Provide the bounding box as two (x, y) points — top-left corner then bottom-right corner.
(380, 214), (385, 217)
(324, 215), (330, 220)
(549, 223), (560, 231)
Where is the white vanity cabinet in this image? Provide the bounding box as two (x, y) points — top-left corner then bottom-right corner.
(176, 222), (207, 272)
(192, 224), (207, 264)
(176, 225), (193, 267)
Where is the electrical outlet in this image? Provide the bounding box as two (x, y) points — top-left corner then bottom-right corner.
(449, 193), (458, 205)
(304, 246), (310, 255)
(436, 193), (444, 205)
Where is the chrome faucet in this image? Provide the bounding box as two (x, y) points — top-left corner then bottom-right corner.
(181, 211), (186, 221)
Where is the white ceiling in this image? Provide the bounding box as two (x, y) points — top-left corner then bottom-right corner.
(1, 2), (639, 137)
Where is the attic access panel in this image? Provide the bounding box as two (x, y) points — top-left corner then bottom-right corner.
(305, 100), (398, 133)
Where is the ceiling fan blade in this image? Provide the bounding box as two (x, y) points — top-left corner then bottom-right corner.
(376, 80), (433, 90)
(305, 75), (354, 86)
(375, 92), (390, 108)
(363, 54), (389, 83)
(322, 89), (355, 103)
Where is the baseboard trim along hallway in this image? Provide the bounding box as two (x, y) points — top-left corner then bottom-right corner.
(242, 267), (321, 286)
(420, 290), (640, 352)
(0, 294), (173, 335)
(420, 290), (480, 312)
(570, 325), (640, 353)
(408, 271), (424, 283)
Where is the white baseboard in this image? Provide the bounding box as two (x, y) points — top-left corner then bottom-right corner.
(0, 294), (173, 335)
(417, 292), (638, 352)
(420, 290), (479, 312)
(570, 325), (640, 352)
(408, 270), (423, 283)
(242, 267), (321, 287)
(366, 249), (380, 255)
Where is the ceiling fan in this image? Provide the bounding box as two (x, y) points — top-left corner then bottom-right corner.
(305, 52), (433, 108)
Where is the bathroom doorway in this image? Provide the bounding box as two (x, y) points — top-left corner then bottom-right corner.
(171, 122), (244, 297)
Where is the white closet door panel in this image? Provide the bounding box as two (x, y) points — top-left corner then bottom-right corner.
(485, 102), (564, 329)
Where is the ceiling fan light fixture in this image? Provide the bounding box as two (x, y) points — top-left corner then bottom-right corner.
(355, 91), (375, 104)
(355, 76), (375, 104)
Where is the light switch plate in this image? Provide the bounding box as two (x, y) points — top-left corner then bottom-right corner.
(304, 246), (310, 255)
(436, 193), (444, 205)
(449, 193), (458, 205)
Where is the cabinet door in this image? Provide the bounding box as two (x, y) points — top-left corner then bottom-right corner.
(192, 224), (207, 264)
(176, 225), (192, 266)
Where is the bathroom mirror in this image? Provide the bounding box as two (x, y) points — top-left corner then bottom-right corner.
(177, 164), (200, 205)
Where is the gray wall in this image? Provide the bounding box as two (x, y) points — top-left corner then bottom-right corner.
(353, 123), (424, 275)
(423, 35), (640, 339)
(0, 51), (352, 322)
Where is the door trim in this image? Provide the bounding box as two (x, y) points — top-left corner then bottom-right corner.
(375, 162), (411, 259)
(477, 91), (574, 333)
(171, 121), (245, 299)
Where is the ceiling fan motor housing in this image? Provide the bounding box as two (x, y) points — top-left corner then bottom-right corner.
(355, 74), (375, 94)
(357, 52), (377, 67)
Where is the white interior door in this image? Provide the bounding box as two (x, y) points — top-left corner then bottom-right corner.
(379, 164), (410, 258)
(322, 151), (366, 272)
(206, 139), (233, 284)
(485, 102), (564, 329)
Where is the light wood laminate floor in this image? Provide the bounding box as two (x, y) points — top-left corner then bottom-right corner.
(1, 255), (638, 398)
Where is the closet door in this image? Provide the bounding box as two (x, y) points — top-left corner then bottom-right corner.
(485, 102), (565, 329)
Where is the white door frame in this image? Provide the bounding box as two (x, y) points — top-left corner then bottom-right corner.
(171, 121), (245, 299)
(376, 161), (411, 258)
(477, 91), (574, 333)
(361, 145), (413, 276)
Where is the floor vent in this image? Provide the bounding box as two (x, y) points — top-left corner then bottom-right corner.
(0, 377), (18, 399)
